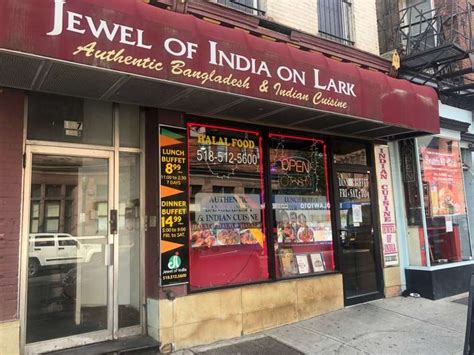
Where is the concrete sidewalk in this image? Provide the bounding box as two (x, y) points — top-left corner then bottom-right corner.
(174, 294), (469, 355)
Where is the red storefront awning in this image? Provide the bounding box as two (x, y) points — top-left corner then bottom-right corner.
(0, 0), (439, 135)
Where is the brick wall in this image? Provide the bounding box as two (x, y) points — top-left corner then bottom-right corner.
(352, 0), (380, 54)
(0, 89), (24, 322)
(263, 0), (380, 55)
(262, 0), (318, 36)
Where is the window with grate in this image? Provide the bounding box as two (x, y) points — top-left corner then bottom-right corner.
(318, 0), (354, 45)
(217, 0), (259, 15)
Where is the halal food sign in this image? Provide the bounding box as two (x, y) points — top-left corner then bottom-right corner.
(44, 0), (358, 114)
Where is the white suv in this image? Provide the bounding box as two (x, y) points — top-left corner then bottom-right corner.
(28, 233), (103, 277)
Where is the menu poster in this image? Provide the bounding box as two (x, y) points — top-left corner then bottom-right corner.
(274, 195), (332, 244)
(352, 204), (363, 224)
(310, 253), (325, 272)
(296, 254), (310, 274)
(159, 126), (189, 286)
(192, 193), (263, 248)
(421, 144), (466, 217)
(279, 248), (297, 276)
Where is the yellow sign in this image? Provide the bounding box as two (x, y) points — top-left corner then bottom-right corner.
(391, 51), (401, 71)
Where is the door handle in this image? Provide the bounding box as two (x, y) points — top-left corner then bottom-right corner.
(58, 247), (65, 250)
(110, 209), (118, 234)
(34, 248), (41, 251)
(340, 230), (347, 241)
(105, 243), (114, 266)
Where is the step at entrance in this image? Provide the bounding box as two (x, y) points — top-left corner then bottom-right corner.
(43, 335), (160, 355)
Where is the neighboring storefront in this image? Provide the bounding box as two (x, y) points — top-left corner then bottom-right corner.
(0, 0), (439, 353)
(390, 102), (474, 300)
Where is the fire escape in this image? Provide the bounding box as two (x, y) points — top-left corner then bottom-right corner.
(379, 0), (473, 110)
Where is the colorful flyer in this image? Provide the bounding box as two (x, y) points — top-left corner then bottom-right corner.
(159, 126), (189, 286)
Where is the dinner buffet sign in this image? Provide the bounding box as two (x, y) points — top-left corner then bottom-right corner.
(159, 126), (189, 286)
(3, 0), (375, 118)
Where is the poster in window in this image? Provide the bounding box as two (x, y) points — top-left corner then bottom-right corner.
(310, 253), (325, 272)
(421, 142), (466, 217)
(296, 254), (310, 274)
(188, 123), (268, 289)
(192, 192), (262, 248)
(188, 124), (265, 249)
(159, 126), (189, 286)
(279, 248), (297, 276)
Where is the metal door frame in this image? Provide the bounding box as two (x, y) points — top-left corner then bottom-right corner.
(332, 161), (385, 306)
(20, 145), (117, 354)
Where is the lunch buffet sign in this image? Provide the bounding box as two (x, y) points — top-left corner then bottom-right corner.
(159, 126), (189, 286)
(0, 0), (438, 131)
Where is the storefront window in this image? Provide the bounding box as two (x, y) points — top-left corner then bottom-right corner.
(462, 148), (474, 257)
(28, 93), (113, 146)
(418, 137), (472, 264)
(333, 140), (367, 165)
(399, 139), (426, 266)
(400, 137), (472, 266)
(270, 134), (334, 278)
(188, 123), (268, 289)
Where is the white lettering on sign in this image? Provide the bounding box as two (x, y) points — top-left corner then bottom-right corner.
(313, 69), (356, 97)
(374, 145), (399, 267)
(208, 41), (272, 78)
(47, 0), (152, 49)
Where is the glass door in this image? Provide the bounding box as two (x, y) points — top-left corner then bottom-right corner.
(23, 146), (115, 352)
(336, 170), (383, 305)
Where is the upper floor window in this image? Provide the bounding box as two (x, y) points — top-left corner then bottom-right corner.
(217, 0), (260, 15)
(318, 0), (354, 45)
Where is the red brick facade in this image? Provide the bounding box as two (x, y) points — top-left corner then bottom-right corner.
(0, 89), (24, 322)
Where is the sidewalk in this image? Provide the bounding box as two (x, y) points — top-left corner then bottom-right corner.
(173, 294), (468, 355)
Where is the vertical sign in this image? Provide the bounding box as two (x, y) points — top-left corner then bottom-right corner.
(159, 126), (189, 286)
(374, 145), (399, 267)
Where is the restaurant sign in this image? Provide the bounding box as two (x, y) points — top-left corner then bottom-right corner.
(0, 0), (438, 132)
(374, 145), (399, 267)
(159, 126), (189, 286)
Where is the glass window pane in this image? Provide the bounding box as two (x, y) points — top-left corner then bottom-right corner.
(34, 235), (55, 247)
(27, 93), (113, 146)
(45, 219), (59, 232)
(31, 202), (40, 218)
(27, 155), (109, 343)
(31, 184), (42, 198)
(30, 220), (39, 234)
(333, 140), (367, 165)
(462, 148), (474, 257)
(188, 124), (268, 289)
(46, 202), (60, 217)
(418, 137), (471, 264)
(337, 172), (371, 227)
(118, 153), (141, 328)
(46, 185), (62, 198)
(399, 139), (426, 266)
(270, 134), (334, 278)
(119, 105), (140, 148)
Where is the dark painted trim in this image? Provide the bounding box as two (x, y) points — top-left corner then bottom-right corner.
(440, 117), (470, 132)
(405, 264), (474, 300)
(145, 108), (160, 299)
(461, 132), (474, 144)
